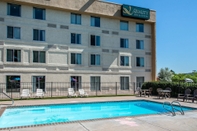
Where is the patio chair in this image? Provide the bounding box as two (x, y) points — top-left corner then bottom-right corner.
(79, 89), (88, 97)
(177, 88), (191, 102)
(136, 87), (141, 96)
(67, 88), (77, 97)
(146, 87), (153, 97)
(157, 88), (164, 98)
(186, 89), (197, 103)
(165, 87), (172, 98)
(20, 89), (31, 99)
(35, 89), (44, 98)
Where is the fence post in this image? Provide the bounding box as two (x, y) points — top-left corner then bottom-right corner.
(51, 82), (53, 98)
(96, 82), (97, 96)
(11, 83), (13, 99)
(116, 82), (118, 95)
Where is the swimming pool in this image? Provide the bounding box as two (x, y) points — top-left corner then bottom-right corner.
(0, 100), (195, 128)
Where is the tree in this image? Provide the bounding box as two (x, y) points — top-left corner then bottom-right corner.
(158, 67), (173, 82)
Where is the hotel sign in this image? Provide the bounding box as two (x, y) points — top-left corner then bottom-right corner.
(121, 4), (150, 20)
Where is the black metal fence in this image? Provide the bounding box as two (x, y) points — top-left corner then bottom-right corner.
(0, 82), (136, 99)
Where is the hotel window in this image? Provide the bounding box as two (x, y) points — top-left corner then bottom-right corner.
(71, 13), (81, 25)
(136, 77), (144, 88)
(120, 77), (129, 90)
(6, 76), (21, 92)
(7, 49), (21, 62)
(33, 7), (45, 20)
(91, 54), (100, 65)
(33, 51), (46, 63)
(136, 40), (144, 49)
(7, 3), (21, 17)
(120, 56), (129, 66)
(32, 76), (45, 92)
(120, 38), (129, 48)
(136, 57), (144, 67)
(91, 16), (100, 27)
(33, 29), (45, 41)
(7, 26), (20, 39)
(90, 76), (100, 91)
(71, 53), (82, 65)
(90, 35), (100, 46)
(136, 23), (144, 32)
(120, 21), (128, 31)
(71, 33), (81, 44)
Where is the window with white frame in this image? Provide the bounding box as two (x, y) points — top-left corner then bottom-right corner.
(120, 38), (129, 48)
(136, 23), (144, 32)
(90, 76), (100, 91)
(71, 13), (81, 25)
(7, 3), (21, 17)
(71, 53), (82, 65)
(136, 40), (144, 49)
(91, 54), (100, 65)
(71, 33), (81, 44)
(91, 16), (100, 27)
(33, 51), (46, 63)
(7, 49), (21, 62)
(33, 29), (45, 41)
(90, 35), (100, 46)
(7, 26), (20, 39)
(120, 21), (128, 31)
(33, 7), (45, 20)
(120, 56), (129, 66)
(136, 57), (144, 67)
(120, 77), (129, 90)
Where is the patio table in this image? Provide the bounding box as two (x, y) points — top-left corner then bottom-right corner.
(159, 90), (171, 99)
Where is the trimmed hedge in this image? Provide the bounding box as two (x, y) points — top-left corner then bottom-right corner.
(142, 82), (197, 97)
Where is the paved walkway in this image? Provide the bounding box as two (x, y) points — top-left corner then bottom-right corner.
(0, 96), (197, 131)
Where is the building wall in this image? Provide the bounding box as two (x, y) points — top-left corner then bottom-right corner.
(0, 0), (156, 86)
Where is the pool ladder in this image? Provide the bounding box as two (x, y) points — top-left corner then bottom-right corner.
(163, 100), (184, 116)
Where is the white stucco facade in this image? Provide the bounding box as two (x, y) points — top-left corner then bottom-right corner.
(0, 0), (156, 91)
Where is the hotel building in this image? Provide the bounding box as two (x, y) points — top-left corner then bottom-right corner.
(0, 0), (156, 94)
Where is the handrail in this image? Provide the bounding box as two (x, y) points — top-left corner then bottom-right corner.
(163, 101), (176, 116)
(171, 100), (184, 115)
(0, 89), (14, 105)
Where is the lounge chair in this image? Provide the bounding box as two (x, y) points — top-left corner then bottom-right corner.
(79, 89), (88, 97)
(35, 89), (44, 98)
(20, 89), (31, 99)
(177, 88), (191, 102)
(67, 88), (77, 97)
(186, 89), (197, 103)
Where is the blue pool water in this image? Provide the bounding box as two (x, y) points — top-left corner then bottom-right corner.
(0, 100), (195, 128)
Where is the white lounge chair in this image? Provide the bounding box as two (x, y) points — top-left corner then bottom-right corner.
(79, 89), (88, 97)
(20, 89), (31, 99)
(67, 88), (77, 97)
(35, 89), (44, 98)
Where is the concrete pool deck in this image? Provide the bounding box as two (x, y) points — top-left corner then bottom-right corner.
(0, 96), (197, 131)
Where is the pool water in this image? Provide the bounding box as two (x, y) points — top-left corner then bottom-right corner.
(0, 100), (195, 128)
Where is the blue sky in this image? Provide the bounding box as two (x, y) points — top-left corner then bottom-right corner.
(105, 0), (197, 74)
